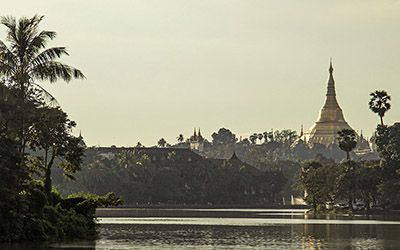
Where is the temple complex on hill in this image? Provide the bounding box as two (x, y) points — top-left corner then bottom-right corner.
(303, 60), (370, 152)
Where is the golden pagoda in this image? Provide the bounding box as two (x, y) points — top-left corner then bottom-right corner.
(306, 60), (353, 146)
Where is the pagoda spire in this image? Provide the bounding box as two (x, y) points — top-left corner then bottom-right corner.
(300, 124), (304, 137)
(307, 59), (353, 146)
(326, 58), (336, 98)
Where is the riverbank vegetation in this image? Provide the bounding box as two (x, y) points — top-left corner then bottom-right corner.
(0, 15), (121, 242)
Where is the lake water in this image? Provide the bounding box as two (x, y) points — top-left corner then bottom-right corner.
(2, 208), (400, 249)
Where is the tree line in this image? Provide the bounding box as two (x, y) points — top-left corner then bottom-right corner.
(54, 148), (288, 206)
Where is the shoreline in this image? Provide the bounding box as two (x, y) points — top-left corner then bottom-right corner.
(95, 205), (400, 217)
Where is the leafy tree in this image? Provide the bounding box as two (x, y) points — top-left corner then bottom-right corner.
(375, 123), (400, 208)
(299, 161), (339, 211)
(274, 129), (298, 145)
(177, 134), (184, 143)
(337, 129), (357, 160)
(336, 161), (358, 210)
(369, 90), (391, 126)
(249, 133), (257, 144)
(157, 138), (167, 148)
(263, 132), (269, 143)
(29, 106), (84, 197)
(211, 128), (237, 145)
(257, 133), (263, 143)
(375, 123), (400, 165)
(0, 137), (27, 240)
(356, 163), (381, 209)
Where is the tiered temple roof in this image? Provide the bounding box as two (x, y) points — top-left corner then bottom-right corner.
(307, 60), (353, 146)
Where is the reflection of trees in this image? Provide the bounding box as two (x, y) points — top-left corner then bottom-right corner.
(299, 223), (389, 249)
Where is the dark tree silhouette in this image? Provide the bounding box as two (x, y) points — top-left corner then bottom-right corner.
(0, 15), (85, 101)
(177, 134), (184, 143)
(157, 138), (167, 147)
(257, 133), (263, 143)
(211, 128), (237, 145)
(263, 132), (269, 143)
(337, 129), (357, 160)
(0, 15), (85, 152)
(369, 90), (391, 126)
(249, 133), (257, 144)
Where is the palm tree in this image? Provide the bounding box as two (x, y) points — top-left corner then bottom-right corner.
(249, 133), (257, 144)
(0, 15), (85, 102)
(0, 15), (85, 152)
(337, 129), (357, 160)
(263, 132), (269, 143)
(257, 133), (263, 144)
(177, 134), (184, 143)
(158, 138), (167, 148)
(369, 90), (391, 126)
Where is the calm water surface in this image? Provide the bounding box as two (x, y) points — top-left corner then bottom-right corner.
(3, 208), (400, 249)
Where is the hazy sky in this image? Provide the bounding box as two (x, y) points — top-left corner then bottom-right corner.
(2, 0), (399, 146)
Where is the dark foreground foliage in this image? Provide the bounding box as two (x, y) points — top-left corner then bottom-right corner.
(0, 138), (122, 242)
(0, 15), (123, 242)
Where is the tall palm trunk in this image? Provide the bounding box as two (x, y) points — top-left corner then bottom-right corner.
(44, 151), (56, 202)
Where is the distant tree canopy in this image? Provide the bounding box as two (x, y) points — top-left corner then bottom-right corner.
(212, 128), (238, 145)
(54, 148), (288, 205)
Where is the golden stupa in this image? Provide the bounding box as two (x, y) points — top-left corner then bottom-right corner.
(307, 60), (353, 146)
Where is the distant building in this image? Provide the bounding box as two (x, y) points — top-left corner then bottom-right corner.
(189, 128), (205, 152)
(305, 60), (370, 152)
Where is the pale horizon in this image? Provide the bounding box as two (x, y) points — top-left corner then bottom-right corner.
(2, 0), (399, 146)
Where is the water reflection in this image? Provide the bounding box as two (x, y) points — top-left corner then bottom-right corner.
(2, 208), (400, 249)
(97, 223), (399, 249)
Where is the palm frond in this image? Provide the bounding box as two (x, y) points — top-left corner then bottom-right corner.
(32, 61), (86, 83)
(27, 30), (57, 57)
(0, 40), (16, 77)
(0, 16), (17, 43)
(30, 47), (68, 66)
(30, 82), (59, 107)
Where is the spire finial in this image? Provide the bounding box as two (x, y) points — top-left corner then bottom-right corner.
(300, 124), (304, 137)
(329, 58), (333, 74)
